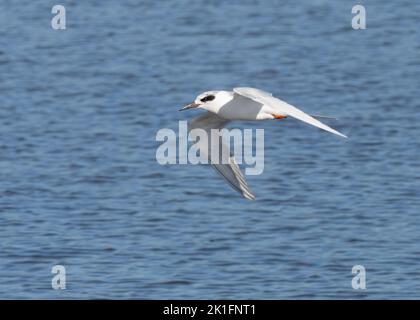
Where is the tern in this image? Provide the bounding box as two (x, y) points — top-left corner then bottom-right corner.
(179, 87), (347, 200)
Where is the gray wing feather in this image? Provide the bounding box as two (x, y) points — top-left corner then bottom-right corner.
(189, 112), (255, 200)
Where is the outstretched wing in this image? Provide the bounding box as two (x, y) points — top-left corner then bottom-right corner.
(234, 87), (347, 138)
(189, 112), (255, 200)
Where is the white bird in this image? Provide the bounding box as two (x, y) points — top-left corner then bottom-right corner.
(180, 87), (347, 200)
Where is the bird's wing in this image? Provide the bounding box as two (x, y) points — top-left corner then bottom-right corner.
(233, 87), (347, 138)
(189, 112), (256, 200)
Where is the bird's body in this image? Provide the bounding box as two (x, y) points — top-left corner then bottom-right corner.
(180, 87), (347, 200)
(193, 90), (276, 121)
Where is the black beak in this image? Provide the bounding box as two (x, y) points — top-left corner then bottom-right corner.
(179, 102), (200, 111)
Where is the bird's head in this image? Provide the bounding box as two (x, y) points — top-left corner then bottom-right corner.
(179, 90), (233, 112)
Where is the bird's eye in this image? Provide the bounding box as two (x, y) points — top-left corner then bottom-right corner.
(200, 95), (215, 102)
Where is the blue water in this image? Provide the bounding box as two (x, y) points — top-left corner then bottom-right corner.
(0, 0), (419, 299)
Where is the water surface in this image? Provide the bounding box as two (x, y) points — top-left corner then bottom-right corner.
(0, 0), (419, 299)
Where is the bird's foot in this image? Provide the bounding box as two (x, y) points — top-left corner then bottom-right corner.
(271, 113), (287, 120)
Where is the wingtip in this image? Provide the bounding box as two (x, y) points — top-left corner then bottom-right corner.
(243, 192), (256, 200)
(327, 127), (348, 139)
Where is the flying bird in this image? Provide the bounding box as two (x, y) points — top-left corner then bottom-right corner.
(179, 87), (347, 200)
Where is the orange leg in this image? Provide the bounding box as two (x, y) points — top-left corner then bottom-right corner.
(271, 113), (287, 120)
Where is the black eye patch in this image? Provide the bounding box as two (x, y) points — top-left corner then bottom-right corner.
(200, 95), (215, 102)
